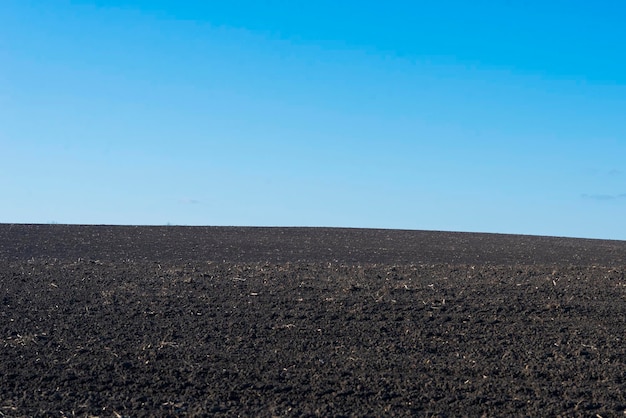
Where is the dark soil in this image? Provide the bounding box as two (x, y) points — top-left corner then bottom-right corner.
(1, 224), (626, 417)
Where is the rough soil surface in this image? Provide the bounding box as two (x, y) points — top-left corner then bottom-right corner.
(1, 224), (626, 417)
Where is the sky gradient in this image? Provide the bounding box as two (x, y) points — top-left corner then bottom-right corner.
(2, 1), (626, 240)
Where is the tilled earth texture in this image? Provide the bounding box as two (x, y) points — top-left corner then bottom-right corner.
(1, 225), (626, 417)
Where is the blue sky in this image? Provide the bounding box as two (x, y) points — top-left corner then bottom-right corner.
(2, 1), (625, 240)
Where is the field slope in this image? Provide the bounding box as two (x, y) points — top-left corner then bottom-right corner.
(1, 224), (626, 416)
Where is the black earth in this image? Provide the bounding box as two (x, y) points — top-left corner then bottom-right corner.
(1, 224), (626, 417)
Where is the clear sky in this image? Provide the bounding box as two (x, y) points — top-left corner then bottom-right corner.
(2, 1), (625, 240)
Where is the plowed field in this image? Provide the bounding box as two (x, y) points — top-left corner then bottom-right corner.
(1, 225), (626, 417)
